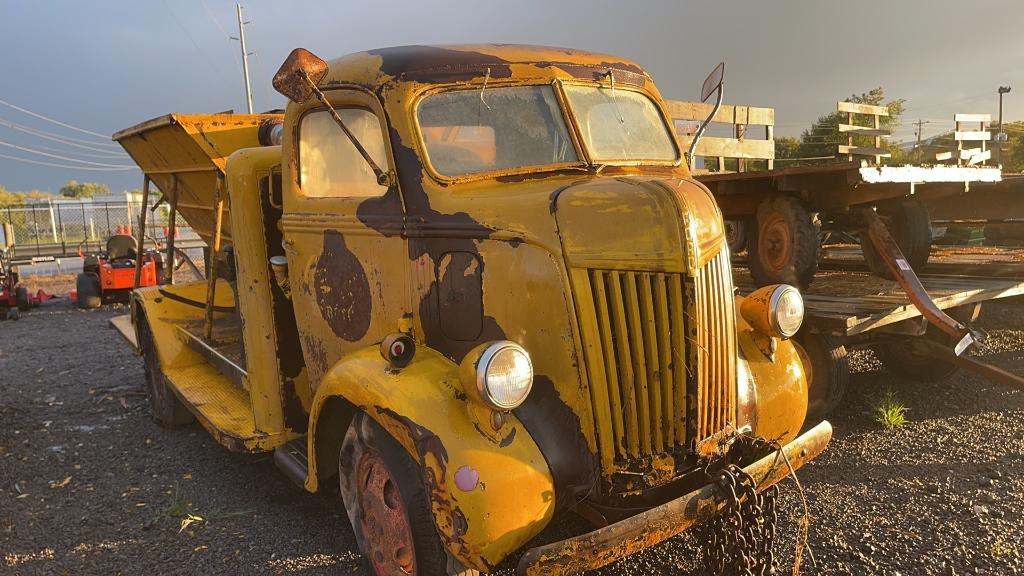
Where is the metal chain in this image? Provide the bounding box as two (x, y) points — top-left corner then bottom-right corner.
(704, 464), (781, 576)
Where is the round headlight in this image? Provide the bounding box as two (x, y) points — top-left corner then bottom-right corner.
(770, 285), (804, 338)
(476, 342), (534, 410)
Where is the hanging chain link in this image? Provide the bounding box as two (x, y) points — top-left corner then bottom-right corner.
(704, 463), (781, 576)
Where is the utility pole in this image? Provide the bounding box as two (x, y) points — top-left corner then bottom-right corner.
(997, 86), (1011, 166)
(913, 119), (930, 164)
(232, 4), (254, 114)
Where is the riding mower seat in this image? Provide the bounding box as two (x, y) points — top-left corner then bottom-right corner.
(106, 234), (138, 261)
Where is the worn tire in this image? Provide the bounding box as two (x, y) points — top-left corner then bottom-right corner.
(138, 314), (194, 427)
(861, 199), (932, 280)
(76, 273), (102, 309)
(794, 333), (850, 422)
(15, 286), (30, 311)
(339, 414), (478, 576)
(748, 195), (820, 289)
(725, 220), (749, 254)
(874, 336), (960, 382)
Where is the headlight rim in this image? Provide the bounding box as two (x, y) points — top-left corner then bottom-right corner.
(768, 284), (804, 339)
(475, 341), (534, 411)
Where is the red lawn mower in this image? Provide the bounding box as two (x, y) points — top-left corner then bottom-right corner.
(75, 234), (166, 309)
(0, 246), (54, 321)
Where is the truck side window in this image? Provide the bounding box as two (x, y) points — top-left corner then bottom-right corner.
(298, 108), (389, 198)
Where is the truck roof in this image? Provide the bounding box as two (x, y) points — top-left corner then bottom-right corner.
(322, 44), (653, 89)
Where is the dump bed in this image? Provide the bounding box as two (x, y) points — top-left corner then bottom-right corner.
(113, 113), (282, 245)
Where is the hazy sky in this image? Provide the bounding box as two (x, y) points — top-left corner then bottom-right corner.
(1, 0), (1021, 192)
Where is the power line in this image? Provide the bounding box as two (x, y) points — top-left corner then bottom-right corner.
(0, 139), (135, 168)
(0, 97), (112, 141)
(0, 152), (137, 171)
(161, 0), (231, 79)
(0, 118), (128, 156)
(6, 140), (129, 160)
(198, 0), (231, 38)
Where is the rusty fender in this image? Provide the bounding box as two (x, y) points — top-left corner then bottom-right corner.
(515, 420), (833, 576)
(306, 345), (556, 571)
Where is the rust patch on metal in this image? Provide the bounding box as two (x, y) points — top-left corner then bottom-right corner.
(314, 230), (372, 342)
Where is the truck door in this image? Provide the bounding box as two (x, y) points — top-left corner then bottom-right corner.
(281, 90), (408, 390)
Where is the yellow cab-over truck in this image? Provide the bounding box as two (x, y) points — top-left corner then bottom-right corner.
(111, 45), (832, 575)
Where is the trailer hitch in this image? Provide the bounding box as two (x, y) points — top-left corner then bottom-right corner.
(860, 208), (980, 355)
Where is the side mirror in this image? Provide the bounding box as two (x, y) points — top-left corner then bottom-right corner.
(700, 62), (725, 103)
(272, 48), (329, 103)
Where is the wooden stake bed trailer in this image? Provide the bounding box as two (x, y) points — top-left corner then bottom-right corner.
(666, 99), (1004, 288)
(735, 265), (1024, 419)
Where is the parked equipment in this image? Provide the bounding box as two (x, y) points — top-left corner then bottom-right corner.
(109, 45), (833, 575)
(0, 224), (54, 319)
(76, 234), (164, 309)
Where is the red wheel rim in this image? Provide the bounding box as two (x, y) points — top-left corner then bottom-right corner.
(357, 450), (416, 575)
(759, 213), (793, 272)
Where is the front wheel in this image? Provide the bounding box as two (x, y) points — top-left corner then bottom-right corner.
(748, 195), (820, 289)
(76, 273), (102, 309)
(793, 333), (850, 422)
(339, 414), (478, 576)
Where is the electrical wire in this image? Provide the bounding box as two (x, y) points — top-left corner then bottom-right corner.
(198, 0), (231, 39)
(0, 152), (136, 171)
(0, 118), (128, 156)
(0, 139), (134, 168)
(0, 97), (112, 141)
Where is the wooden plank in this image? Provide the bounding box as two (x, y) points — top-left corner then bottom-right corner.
(955, 131), (992, 141)
(967, 150), (991, 165)
(837, 101), (889, 116)
(676, 135), (775, 160)
(664, 100), (775, 126)
(838, 124), (891, 136)
(837, 144), (891, 157)
(954, 113), (991, 123)
(936, 151), (954, 161)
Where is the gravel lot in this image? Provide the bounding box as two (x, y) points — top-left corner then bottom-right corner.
(2, 287), (1022, 575)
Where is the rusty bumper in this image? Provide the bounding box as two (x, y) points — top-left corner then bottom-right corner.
(515, 420), (833, 576)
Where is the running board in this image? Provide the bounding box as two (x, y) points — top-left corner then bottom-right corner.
(274, 437), (309, 489)
(174, 325), (248, 389)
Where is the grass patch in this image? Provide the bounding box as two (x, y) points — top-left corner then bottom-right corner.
(154, 483), (253, 535)
(874, 390), (907, 429)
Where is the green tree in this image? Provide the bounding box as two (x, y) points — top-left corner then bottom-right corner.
(1000, 121), (1024, 172)
(60, 180), (109, 199)
(787, 87), (905, 166)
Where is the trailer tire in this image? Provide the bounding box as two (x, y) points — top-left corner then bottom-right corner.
(874, 336), (959, 382)
(339, 414), (479, 576)
(725, 220), (748, 254)
(861, 199), (932, 280)
(794, 333), (850, 421)
(76, 273), (102, 310)
(749, 195), (820, 289)
(138, 314), (195, 428)
(15, 286), (30, 311)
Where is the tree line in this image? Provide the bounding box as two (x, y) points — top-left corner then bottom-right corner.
(0, 180), (111, 206)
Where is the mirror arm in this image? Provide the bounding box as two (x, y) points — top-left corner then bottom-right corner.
(300, 72), (395, 187)
(687, 83), (724, 167)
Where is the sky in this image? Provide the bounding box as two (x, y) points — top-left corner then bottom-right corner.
(0, 0), (1022, 193)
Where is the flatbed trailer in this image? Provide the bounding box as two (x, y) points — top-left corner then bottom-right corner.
(736, 266), (1024, 418)
(666, 99), (1003, 288)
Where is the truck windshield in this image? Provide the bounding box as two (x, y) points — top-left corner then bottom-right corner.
(562, 85), (678, 163)
(417, 86), (577, 177)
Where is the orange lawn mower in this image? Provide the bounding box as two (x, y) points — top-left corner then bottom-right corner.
(73, 234), (172, 309)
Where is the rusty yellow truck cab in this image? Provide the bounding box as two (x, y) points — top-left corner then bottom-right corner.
(114, 44), (831, 575)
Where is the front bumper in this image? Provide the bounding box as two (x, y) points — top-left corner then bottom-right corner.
(515, 420), (833, 576)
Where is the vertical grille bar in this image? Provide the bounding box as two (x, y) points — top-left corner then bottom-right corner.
(622, 273), (652, 456)
(607, 272), (641, 458)
(590, 270), (626, 459)
(668, 276), (688, 446)
(694, 249), (737, 440)
(652, 274), (675, 447)
(637, 275), (664, 453)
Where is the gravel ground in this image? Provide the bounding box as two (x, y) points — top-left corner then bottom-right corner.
(1, 294), (1023, 575)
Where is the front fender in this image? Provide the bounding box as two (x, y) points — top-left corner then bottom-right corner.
(306, 344), (555, 571)
(735, 296), (808, 444)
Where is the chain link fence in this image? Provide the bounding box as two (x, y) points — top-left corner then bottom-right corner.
(1, 200), (205, 276)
